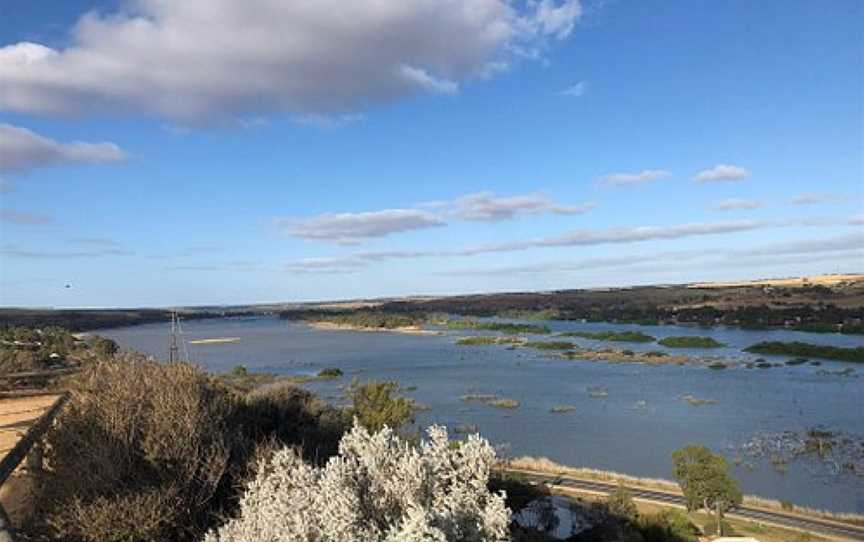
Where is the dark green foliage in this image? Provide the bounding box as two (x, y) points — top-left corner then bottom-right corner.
(672, 445), (742, 536)
(658, 336), (725, 348)
(88, 335), (119, 357)
(317, 367), (343, 378)
(561, 330), (656, 343)
(345, 379), (416, 433)
(240, 382), (348, 462)
(636, 510), (700, 542)
(523, 341), (575, 350)
(488, 472), (549, 512)
(281, 309), (427, 329)
(0, 326), (85, 374)
(744, 341), (864, 362)
(446, 319), (551, 334)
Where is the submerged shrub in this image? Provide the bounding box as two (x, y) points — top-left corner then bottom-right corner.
(206, 422), (511, 542)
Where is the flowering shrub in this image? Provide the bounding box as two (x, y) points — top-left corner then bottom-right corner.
(206, 422), (512, 542)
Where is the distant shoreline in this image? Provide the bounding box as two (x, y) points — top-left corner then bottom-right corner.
(307, 321), (438, 335)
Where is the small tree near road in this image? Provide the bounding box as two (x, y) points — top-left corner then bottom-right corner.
(672, 445), (742, 536)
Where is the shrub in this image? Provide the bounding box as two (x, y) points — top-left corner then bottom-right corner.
(346, 380), (416, 433)
(605, 487), (638, 522)
(637, 510), (699, 542)
(205, 423), (511, 542)
(240, 381), (348, 463)
(88, 335), (119, 357)
(317, 367), (343, 379)
(744, 341), (864, 363)
(32, 354), (239, 541)
(658, 336), (725, 348)
(560, 330), (655, 343)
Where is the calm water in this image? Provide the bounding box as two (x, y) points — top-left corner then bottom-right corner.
(101, 316), (864, 513)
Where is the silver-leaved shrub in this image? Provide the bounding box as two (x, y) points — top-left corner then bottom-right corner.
(206, 422), (511, 542)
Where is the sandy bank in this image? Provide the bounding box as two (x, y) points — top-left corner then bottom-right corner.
(308, 322), (439, 335)
(189, 337), (241, 345)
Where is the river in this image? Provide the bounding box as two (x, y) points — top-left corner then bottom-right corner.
(100, 316), (864, 513)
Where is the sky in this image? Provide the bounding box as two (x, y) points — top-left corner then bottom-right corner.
(0, 0), (862, 308)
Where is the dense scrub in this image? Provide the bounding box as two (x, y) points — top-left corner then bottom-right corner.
(560, 330), (656, 343)
(445, 319), (551, 334)
(0, 326), (114, 374)
(0, 309), (232, 332)
(744, 341), (864, 363)
(27, 354), (351, 541)
(658, 336), (725, 348)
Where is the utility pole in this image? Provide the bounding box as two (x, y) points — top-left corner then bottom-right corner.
(168, 311), (179, 363)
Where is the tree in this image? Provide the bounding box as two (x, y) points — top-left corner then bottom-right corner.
(205, 422), (511, 542)
(346, 379), (416, 433)
(89, 335), (119, 357)
(672, 445), (742, 536)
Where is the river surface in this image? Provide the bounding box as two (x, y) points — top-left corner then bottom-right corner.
(100, 316), (864, 513)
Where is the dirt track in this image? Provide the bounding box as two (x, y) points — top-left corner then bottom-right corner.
(0, 394), (61, 522)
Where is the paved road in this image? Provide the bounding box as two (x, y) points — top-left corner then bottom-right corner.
(506, 469), (864, 541)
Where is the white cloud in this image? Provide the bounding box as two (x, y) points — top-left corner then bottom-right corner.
(399, 66), (459, 95)
(442, 233), (864, 277)
(713, 198), (762, 211)
(0, 210), (54, 225)
(694, 164), (749, 182)
(278, 209), (445, 244)
(0, 123), (126, 175)
(283, 218), (789, 272)
(560, 80), (587, 97)
(0, 0), (582, 122)
(452, 191), (595, 221)
(600, 169), (671, 186)
(789, 193), (842, 205)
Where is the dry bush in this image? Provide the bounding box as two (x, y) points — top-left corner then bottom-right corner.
(30, 353), (239, 541)
(239, 381), (348, 464)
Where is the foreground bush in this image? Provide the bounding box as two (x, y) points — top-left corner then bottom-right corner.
(206, 422), (511, 542)
(33, 354), (239, 541)
(240, 381), (348, 462)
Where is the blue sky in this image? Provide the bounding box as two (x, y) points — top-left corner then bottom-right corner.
(0, 0), (862, 307)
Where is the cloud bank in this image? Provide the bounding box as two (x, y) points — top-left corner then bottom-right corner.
(278, 209), (445, 244)
(0, 123), (126, 175)
(0, 0), (582, 121)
